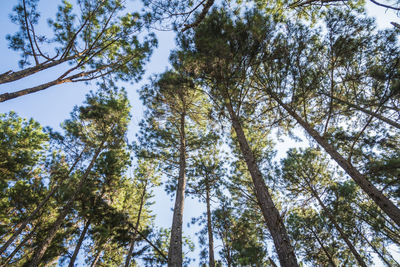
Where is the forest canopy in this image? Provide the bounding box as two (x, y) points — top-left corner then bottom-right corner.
(0, 0), (400, 266)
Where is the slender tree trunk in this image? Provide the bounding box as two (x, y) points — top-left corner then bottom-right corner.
(125, 180), (148, 267)
(0, 224), (37, 267)
(269, 257), (278, 267)
(357, 229), (400, 267)
(28, 143), (104, 266)
(224, 94), (298, 267)
(268, 90), (400, 227)
(321, 93), (400, 130)
(307, 183), (367, 267)
(205, 183), (215, 267)
(68, 219), (91, 267)
(216, 221), (231, 267)
(90, 250), (102, 267)
(168, 112), (187, 267)
(0, 146), (86, 255)
(308, 227), (337, 267)
(125, 237), (136, 267)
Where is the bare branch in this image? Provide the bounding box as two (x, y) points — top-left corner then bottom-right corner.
(23, 0), (39, 65)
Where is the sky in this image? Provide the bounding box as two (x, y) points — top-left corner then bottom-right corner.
(0, 0), (399, 266)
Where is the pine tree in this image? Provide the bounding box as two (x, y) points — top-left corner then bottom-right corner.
(0, 0), (156, 102)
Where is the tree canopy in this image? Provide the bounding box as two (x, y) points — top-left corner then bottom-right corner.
(1, 0), (400, 266)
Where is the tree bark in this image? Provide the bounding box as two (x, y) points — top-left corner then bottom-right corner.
(1, 73), (80, 102)
(205, 182), (215, 267)
(268, 90), (400, 227)
(168, 112), (187, 267)
(0, 63), (109, 103)
(224, 94), (299, 267)
(28, 143), (104, 266)
(0, 55), (77, 85)
(0, 146), (86, 256)
(68, 219), (91, 267)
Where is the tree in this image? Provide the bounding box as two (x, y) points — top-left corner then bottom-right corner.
(0, 111), (50, 262)
(280, 148), (370, 266)
(26, 85), (131, 266)
(138, 63), (211, 265)
(185, 8), (299, 266)
(124, 159), (160, 267)
(187, 143), (225, 267)
(0, 0), (156, 102)
(252, 8), (400, 227)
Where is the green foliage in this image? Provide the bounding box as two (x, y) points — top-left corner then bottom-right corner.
(0, 111), (49, 238)
(2, 1), (400, 266)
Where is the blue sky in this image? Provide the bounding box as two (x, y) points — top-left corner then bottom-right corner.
(0, 0), (399, 266)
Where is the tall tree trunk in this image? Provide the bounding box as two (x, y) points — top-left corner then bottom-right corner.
(224, 95), (299, 267)
(205, 184), (215, 267)
(125, 180), (148, 267)
(306, 182), (367, 267)
(28, 143), (104, 266)
(205, 182), (215, 267)
(68, 219), (91, 267)
(268, 90), (400, 227)
(0, 146), (86, 256)
(168, 112), (187, 267)
(125, 237), (136, 267)
(308, 227), (337, 267)
(321, 93), (400, 130)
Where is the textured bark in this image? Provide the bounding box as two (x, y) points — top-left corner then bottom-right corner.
(168, 113), (187, 267)
(181, 0), (215, 32)
(125, 180), (148, 267)
(268, 91), (400, 227)
(28, 143), (104, 266)
(205, 183), (215, 267)
(0, 64), (109, 103)
(0, 55), (76, 85)
(322, 93), (400, 130)
(307, 183), (367, 267)
(68, 219), (91, 267)
(224, 94), (299, 267)
(1, 73), (78, 102)
(0, 147), (86, 255)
